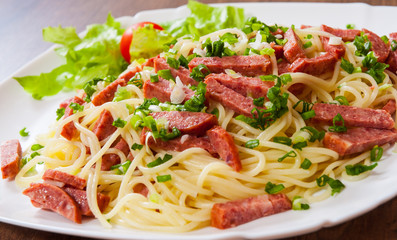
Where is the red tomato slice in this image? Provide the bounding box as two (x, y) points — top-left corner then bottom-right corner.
(120, 21), (164, 63)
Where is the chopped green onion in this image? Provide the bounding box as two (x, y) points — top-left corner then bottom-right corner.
(292, 196), (310, 210)
(300, 158), (312, 169)
(157, 174), (172, 182)
(31, 144), (44, 151)
(305, 34), (313, 39)
(316, 174), (345, 195)
(340, 58), (355, 74)
(56, 108), (65, 120)
(278, 150), (297, 162)
(211, 108), (219, 118)
(19, 127), (29, 137)
(345, 163), (378, 176)
(166, 57), (180, 69)
(292, 141), (307, 150)
(346, 24), (355, 29)
(190, 64), (210, 82)
(328, 113), (347, 132)
(335, 96), (349, 106)
(158, 127), (181, 141)
(391, 40), (397, 51)
(245, 139), (260, 149)
(129, 73), (143, 88)
(265, 181), (285, 194)
(178, 55), (189, 69)
(147, 154), (173, 168)
(220, 33), (239, 44)
(303, 41), (312, 49)
(131, 143), (143, 150)
(301, 110), (316, 120)
(150, 74), (159, 83)
(370, 145), (383, 162)
(110, 160), (131, 175)
(381, 35), (389, 44)
(300, 126), (325, 142)
(272, 136), (292, 146)
(157, 69), (174, 81)
(112, 118), (127, 128)
(113, 87), (131, 102)
(69, 102), (84, 113)
(259, 75), (277, 81)
(30, 152), (40, 159)
(362, 51), (388, 84)
(260, 48), (275, 56)
(253, 97), (265, 107)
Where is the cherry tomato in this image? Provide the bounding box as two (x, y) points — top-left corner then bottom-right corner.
(120, 21), (164, 63)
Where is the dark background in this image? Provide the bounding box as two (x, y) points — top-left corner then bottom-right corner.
(1, 0), (397, 239)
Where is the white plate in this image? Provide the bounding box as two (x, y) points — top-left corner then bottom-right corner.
(1, 2), (397, 239)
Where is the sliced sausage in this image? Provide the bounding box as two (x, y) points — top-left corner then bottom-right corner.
(206, 126), (241, 172)
(154, 57), (198, 86)
(63, 187), (110, 217)
(270, 42), (284, 59)
(23, 183), (82, 223)
(312, 103), (395, 129)
(363, 29), (390, 63)
(133, 183), (149, 197)
(91, 66), (141, 106)
(320, 25), (360, 42)
(150, 111), (218, 136)
(101, 137), (130, 171)
(205, 77), (264, 117)
(320, 36), (346, 58)
(42, 169), (86, 190)
(142, 78), (195, 103)
(386, 32), (397, 73)
(92, 109), (117, 141)
(0, 139), (21, 179)
(277, 60), (290, 75)
(211, 194), (291, 229)
(382, 99), (396, 115)
(60, 96), (85, 141)
(288, 52), (337, 75)
(323, 127), (397, 156)
(188, 55), (272, 77)
(205, 73), (274, 99)
(283, 28), (306, 63)
(140, 127), (217, 156)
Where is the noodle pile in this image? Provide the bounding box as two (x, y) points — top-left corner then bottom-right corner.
(15, 26), (397, 232)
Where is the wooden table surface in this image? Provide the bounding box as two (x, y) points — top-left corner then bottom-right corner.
(1, 0), (397, 239)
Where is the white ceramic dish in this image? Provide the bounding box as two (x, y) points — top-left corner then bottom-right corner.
(1, 2), (397, 239)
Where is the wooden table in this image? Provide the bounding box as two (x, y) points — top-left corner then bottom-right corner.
(1, 0), (397, 239)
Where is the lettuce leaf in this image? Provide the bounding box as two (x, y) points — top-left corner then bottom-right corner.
(15, 14), (126, 99)
(162, 0), (245, 39)
(129, 25), (174, 60)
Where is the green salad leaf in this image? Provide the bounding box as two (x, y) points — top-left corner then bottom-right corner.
(15, 14), (127, 99)
(162, 0), (245, 39)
